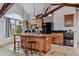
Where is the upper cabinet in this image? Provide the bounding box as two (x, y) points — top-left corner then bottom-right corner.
(23, 20), (32, 29)
(36, 18), (44, 28)
(23, 18), (44, 29)
(64, 14), (74, 27)
(27, 21), (32, 29)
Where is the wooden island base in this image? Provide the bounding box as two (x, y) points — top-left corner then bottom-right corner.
(20, 33), (51, 54)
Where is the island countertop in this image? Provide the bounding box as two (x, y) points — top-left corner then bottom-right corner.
(20, 33), (50, 37)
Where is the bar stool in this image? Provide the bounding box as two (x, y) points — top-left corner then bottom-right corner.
(14, 34), (21, 54)
(25, 41), (40, 56)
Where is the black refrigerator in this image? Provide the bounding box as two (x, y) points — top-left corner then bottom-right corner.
(42, 22), (52, 34)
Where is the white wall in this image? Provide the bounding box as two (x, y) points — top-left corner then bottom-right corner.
(53, 6), (76, 31)
(75, 8), (79, 47)
(0, 16), (5, 38)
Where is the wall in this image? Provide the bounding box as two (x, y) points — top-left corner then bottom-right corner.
(75, 8), (79, 46)
(0, 16), (5, 38)
(53, 6), (76, 30)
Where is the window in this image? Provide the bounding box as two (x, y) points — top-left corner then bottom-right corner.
(5, 18), (22, 37)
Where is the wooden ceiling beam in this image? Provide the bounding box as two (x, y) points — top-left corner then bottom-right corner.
(64, 3), (79, 7)
(0, 3), (14, 18)
(36, 14), (43, 18)
(38, 4), (64, 19)
(52, 3), (63, 5)
(52, 3), (79, 7)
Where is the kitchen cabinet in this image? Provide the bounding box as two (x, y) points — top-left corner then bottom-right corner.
(20, 33), (51, 53)
(51, 33), (64, 45)
(36, 18), (43, 28)
(64, 14), (74, 27)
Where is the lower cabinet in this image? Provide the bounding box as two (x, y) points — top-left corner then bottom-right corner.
(51, 33), (64, 45)
(21, 35), (51, 53)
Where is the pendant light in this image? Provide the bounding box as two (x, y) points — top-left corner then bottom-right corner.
(48, 4), (53, 17)
(32, 15), (36, 20)
(48, 14), (52, 17)
(22, 3), (25, 20)
(32, 4), (36, 19)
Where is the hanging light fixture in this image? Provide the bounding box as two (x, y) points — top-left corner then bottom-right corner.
(22, 3), (25, 20)
(48, 4), (53, 17)
(33, 16), (36, 19)
(32, 4), (36, 19)
(48, 13), (52, 17)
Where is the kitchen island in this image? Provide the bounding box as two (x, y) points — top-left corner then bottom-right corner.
(20, 33), (51, 54)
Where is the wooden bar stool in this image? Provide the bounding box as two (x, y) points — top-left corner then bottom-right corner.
(25, 41), (40, 56)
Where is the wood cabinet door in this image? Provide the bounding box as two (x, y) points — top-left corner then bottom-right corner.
(21, 36), (26, 48)
(36, 18), (43, 28)
(64, 14), (74, 27)
(54, 35), (58, 44)
(57, 33), (63, 45)
(51, 33), (63, 45)
(51, 33), (57, 44)
(21, 36), (29, 48)
(45, 36), (51, 52)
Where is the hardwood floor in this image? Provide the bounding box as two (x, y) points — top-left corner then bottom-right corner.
(45, 44), (79, 56)
(4, 44), (79, 56)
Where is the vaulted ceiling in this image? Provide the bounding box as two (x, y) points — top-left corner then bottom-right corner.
(0, 3), (3, 10)
(0, 3), (51, 19)
(17, 3), (79, 19)
(0, 3), (79, 19)
(17, 3), (50, 18)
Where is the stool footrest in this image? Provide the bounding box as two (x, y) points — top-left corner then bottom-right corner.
(26, 47), (39, 51)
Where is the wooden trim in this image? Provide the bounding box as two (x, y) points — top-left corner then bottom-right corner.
(0, 3), (14, 18)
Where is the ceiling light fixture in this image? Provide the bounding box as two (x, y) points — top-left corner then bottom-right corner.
(33, 16), (36, 19)
(48, 14), (52, 17)
(22, 4), (25, 20)
(32, 4), (36, 19)
(48, 4), (53, 17)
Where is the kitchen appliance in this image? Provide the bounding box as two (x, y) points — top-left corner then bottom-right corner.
(42, 22), (52, 34)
